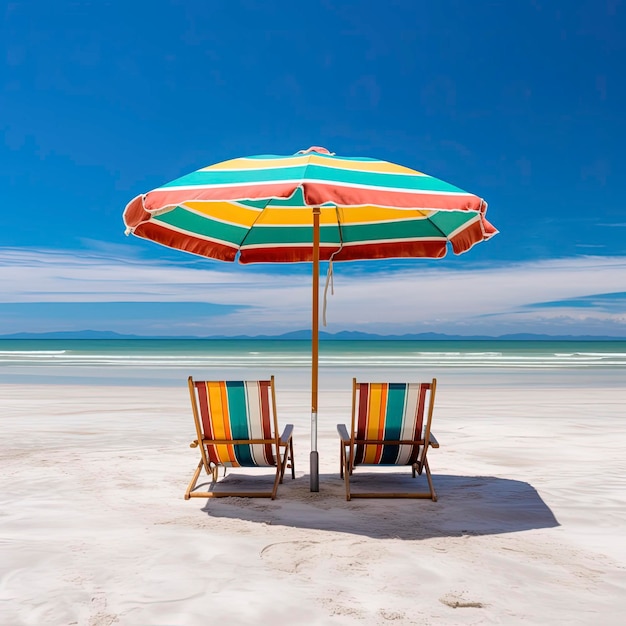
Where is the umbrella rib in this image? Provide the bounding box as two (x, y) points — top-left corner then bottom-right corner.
(236, 197), (276, 255)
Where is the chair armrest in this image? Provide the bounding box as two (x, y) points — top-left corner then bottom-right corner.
(337, 423), (350, 443)
(280, 424), (294, 444)
(428, 433), (439, 448)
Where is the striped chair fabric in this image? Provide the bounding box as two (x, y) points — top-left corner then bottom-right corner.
(354, 382), (429, 466)
(186, 376), (295, 500)
(337, 378), (439, 500)
(193, 380), (276, 467)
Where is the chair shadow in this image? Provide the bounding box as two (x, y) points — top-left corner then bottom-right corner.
(199, 471), (560, 540)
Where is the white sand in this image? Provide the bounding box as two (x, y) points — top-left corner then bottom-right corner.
(1, 374), (626, 625)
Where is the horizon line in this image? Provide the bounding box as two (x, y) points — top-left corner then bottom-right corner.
(2, 330), (625, 341)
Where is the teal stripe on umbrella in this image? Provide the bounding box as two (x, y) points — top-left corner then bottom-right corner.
(154, 207), (250, 246)
(240, 220), (444, 247)
(427, 209), (482, 234)
(340, 219), (455, 242)
(239, 188), (309, 208)
(159, 164), (469, 195)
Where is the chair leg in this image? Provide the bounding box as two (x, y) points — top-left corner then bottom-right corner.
(272, 436), (295, 497)
(339, 441), (345, 479)
(271, 464), (282, 500)
(185, 460), (204, 500)
(423, 458), (437, 502)
(278, 439), (295, 484)
(279, 446), (286, 483)
(343, 448), (352, 501)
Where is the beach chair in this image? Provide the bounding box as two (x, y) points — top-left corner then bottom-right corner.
(337, 378), (439, 501)
(185, 376), (295, 499)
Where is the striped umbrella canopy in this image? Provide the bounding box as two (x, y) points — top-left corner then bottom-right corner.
(123, 146), (497, 491)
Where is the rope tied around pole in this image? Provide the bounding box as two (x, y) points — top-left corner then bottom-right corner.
(322, 207), (344, 327)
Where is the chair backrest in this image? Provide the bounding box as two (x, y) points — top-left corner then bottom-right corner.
(188, 377), (279, 468)
(351, 379), (436, 466)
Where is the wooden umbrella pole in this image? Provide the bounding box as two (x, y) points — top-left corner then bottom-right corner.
(310, 207), (320, 492)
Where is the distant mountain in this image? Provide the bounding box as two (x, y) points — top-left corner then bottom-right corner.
(0, 330), (144, 340)
(220, 330), (626, 341)
(1, 329), (625, 341)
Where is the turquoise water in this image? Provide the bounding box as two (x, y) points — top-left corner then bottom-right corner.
(1, 338), (626, 370)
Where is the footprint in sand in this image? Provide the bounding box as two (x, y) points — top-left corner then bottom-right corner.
(88, 593), (119, 626)
(260, 540), (322, 574)
(260, 538), (383, 577)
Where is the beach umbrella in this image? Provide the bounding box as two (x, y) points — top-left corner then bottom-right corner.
(123, 146), (497, 491)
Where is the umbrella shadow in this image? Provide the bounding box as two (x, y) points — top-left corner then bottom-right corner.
(199, 471), (559, 540)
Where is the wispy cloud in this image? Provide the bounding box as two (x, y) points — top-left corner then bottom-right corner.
(526, 292), (626, 311)
(1, 247), (626, 336)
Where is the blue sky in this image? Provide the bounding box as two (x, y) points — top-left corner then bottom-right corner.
(1, 0), (625, 337)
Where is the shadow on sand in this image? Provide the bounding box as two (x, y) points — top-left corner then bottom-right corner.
(198, 471), (559, 540)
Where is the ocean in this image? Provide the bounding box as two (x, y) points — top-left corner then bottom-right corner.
(1, 338), (625, 388)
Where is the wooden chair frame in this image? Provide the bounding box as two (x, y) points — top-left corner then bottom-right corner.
(337, 378), (439, 501)
(185, 376), (295, 500)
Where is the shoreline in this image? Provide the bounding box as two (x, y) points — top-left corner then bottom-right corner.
(1, 364), (626, 389)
